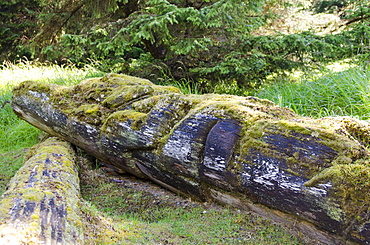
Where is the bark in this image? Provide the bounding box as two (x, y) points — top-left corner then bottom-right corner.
(0, 137), (83, 245)
(11, 73), (370, 244)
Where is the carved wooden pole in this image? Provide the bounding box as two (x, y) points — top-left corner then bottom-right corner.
(0, 137), (83, 244)
(10, 73), (370, 244)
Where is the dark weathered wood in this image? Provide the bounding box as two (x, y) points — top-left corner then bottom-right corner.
(11, 73), (370, 244)
(0, 137), (83, 244)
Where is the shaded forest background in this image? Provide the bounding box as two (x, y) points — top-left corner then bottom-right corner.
(1, 0), (369, 93)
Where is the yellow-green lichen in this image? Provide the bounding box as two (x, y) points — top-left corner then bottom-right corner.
(152, 84), (182, 95)
(319, 199), (346, 223)
(0, 137), (83, 244)
(19, 188), (45, 202)
(65, 103), (104, 125)
(101, 73), (153, 86)
(102, 85), (155, 108)
(305, 161), (370, 224)
(319, 116), (370, 145)
(131, 95), (161, 113)
(73, 104), (101, 115)
(101, 109), (148, 131)
(31, 214), (39, 220)
(15, 80), (53, 94)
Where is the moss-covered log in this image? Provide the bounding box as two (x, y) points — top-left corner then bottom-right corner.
(11, 73), (370, 244)
(0, 137), (83, 244)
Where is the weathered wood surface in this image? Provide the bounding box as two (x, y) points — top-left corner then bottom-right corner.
(0, 137), (83, 244)
(11, 74), (370, 244)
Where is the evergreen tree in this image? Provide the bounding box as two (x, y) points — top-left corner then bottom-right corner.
(1, 0), (369, 91)
(0, 0), (40, 61)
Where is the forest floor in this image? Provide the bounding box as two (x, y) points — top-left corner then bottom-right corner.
(77, 153), (309, 244)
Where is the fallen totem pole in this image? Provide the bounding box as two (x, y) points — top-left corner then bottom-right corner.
(9, 73), (370, 244)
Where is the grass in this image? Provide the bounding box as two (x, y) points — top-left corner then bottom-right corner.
(79, 163), (303, 244)
(0, 59), (103, 88)
(164, 79), (202, 95)
(2, 60), (368, 244)
(121, 207), (301, 244)
(255, 65), (370, 119)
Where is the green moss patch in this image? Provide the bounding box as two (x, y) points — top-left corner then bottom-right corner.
(102, 109), (148, 131)
(305, 160), (370, 224)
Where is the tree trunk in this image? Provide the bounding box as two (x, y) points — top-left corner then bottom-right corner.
(0, 137), (83, 245)
(11, 73), (370, 244)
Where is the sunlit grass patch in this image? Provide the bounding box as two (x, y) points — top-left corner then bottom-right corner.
(0, 59), (104, 89)
(205, 59), (359, 97)
(256, 65), (370, 119)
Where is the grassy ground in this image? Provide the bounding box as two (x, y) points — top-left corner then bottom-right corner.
(256, 65), (370, 120)
(2, 60), (369, 244)
(78, 156), (304, 244)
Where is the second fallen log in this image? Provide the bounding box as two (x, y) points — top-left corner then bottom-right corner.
(0, 137), (83, 245)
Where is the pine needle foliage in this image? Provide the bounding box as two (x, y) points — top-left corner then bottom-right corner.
(1, 0), (370, 91)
